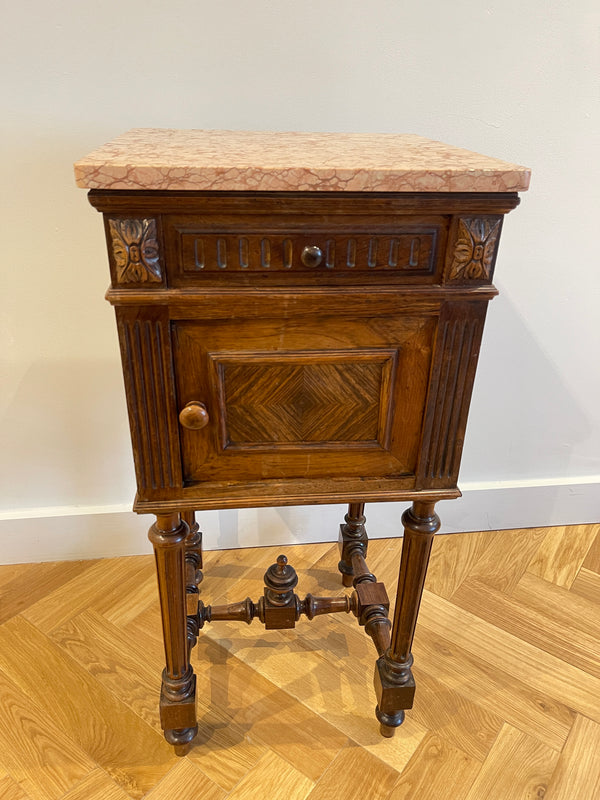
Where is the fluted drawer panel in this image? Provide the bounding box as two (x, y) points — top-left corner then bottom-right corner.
(181, 231), (436, 272)
(164, 215), (445, 286)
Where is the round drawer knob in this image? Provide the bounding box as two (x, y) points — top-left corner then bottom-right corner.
(179, 401), (209, 430)
(301, 245), (323, 268)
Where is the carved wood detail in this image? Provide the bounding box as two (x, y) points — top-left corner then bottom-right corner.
(447, 216), (502, 282)
(109, 218), (162, 283)
(417, 302), (487, 488)
(117, 310), (182, 492)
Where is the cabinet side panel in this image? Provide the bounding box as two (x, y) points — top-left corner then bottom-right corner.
(416, 300), (488, 489)
(115, 307), (183, 495)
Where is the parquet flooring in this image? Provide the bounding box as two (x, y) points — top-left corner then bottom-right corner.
(0, 523), (599, 799)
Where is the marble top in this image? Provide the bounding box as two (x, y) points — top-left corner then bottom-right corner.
(74, 129), (530, 193)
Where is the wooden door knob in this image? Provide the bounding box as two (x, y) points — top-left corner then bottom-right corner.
(301, 245), (323, 268)
(179, 401), (209, 430)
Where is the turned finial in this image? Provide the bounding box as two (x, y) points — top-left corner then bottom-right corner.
(276, 555), (288, 573)
(264, 553), (298, 601)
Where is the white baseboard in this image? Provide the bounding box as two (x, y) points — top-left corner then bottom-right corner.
(1, 479), (598, 565)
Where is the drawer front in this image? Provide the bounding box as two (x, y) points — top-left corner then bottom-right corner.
(164, 214), (447, 287)
(173, 314), (437, 484)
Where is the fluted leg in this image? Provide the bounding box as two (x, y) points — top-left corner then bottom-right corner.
(338, 502), (368, 587)
(374, 501), (440, 737)
(148, 513), (198, 755)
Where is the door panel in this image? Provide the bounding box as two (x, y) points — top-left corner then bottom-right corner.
(173, 314), (436, 483)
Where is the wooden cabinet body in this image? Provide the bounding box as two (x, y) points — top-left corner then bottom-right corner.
(95, 191), (514, 512)
(77, 130), (528, 754)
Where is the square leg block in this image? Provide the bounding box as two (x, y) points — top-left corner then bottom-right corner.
(374, 656), (415, 715)
(264, 604), (297, 629)
(159, 674), (197, 731)
(355, 581), (390, 625)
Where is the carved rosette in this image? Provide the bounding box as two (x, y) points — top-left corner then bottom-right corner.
(109, 218), (162, 283)
(447, 217), (501, 282)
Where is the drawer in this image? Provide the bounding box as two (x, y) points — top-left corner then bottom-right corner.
(96, 193), (514, 292)
(164, 212), (448, 287)
(172, 312), (437, 484)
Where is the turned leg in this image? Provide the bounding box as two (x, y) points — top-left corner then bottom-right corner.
(182, 510), (203, 599)
(374, 500), (440, 737)
(181, 511), (204, 655)
(338, 502), (368, 587)
(182, 511), (203, 585)
(148, 513), (198, 756)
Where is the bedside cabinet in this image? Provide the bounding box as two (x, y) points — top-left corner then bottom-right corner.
(75, 129), (530, 754)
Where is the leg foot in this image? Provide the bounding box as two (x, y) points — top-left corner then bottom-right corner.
(376, 706), (405, 737)
(165, 726), (198, 756)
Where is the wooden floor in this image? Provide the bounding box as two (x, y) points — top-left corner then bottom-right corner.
(0, 523), (599, 800)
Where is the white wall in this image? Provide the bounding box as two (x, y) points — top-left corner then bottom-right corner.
(1, 1), (598, 562)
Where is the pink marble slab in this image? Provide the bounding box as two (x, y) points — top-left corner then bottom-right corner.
(74, 129), (530, 193)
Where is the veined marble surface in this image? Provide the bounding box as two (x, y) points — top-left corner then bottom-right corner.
(74, 129), (530, 192)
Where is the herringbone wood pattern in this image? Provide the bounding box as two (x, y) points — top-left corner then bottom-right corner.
(0, 523), (599, 799)
(224, 360), (383, 443)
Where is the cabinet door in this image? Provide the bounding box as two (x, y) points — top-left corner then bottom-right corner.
(173, 313), (436, 485)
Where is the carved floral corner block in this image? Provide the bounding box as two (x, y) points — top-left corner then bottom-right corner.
(447, 217), (502, 282)
(109, 218), (162, 284)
